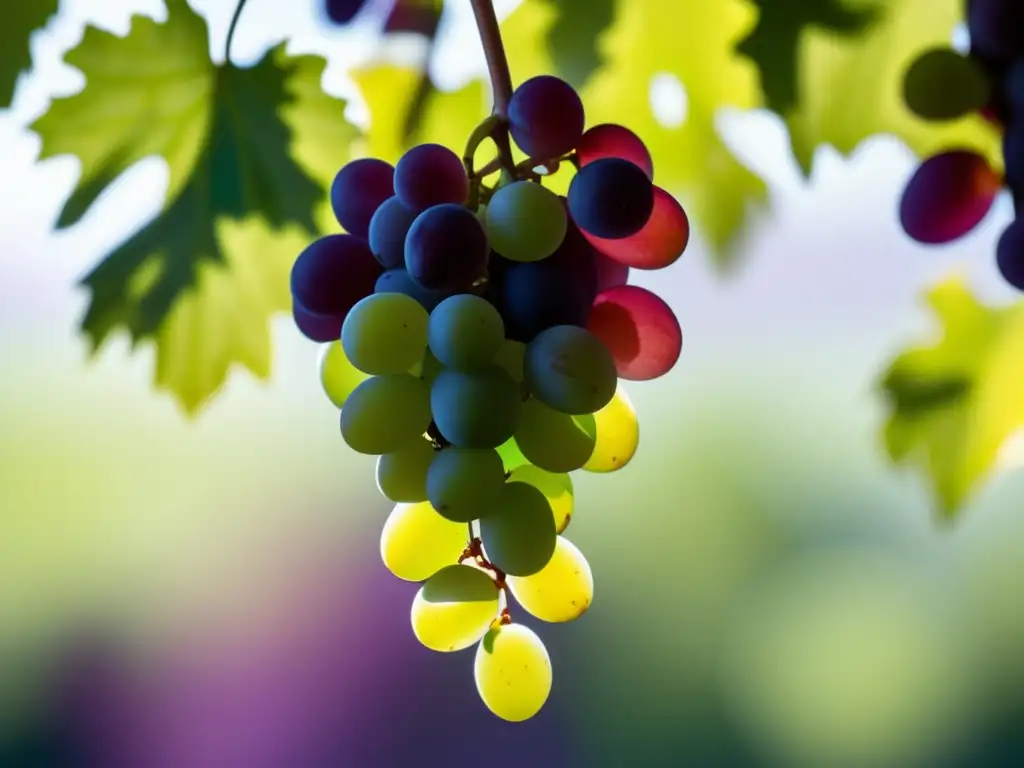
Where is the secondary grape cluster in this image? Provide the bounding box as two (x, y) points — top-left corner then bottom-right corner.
(289, 74), (687, 721)
(899, 0), (1024, 286)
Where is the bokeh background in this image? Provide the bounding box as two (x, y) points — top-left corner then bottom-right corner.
(3, 1), (1024, 766)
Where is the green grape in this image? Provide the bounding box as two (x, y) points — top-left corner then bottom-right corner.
(318, 341), (369, 409)
(507, 536), (593, 622)
(426, 447), (505, 522)
(475, 622), (552, 722)
(411, 346), (444, 384)
(582, 384), (639, 473)
(492, 339), (526, 382)
(903, 47), (991, 122)
(507, 464), (573, 533)
(431, 365), (521, 448)
(479, 482), (556, 576)
(524, 325), (617, 415)
(428, 295), (505, 370)
(496, 438), (528, 472)
(484, 181), (567, 263)
(380, 500), (468, 582)
(411, 564), (500, 652)
(514, 398), (596, 472)
(341, 374), (432, 455)
(376, 438), (437, 502)
(342, 293), (429, 375)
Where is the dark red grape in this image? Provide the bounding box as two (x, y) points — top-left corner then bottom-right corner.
(568, 158), (655, 240)
(330, 159), (394, 239)
(404, 204), (489, 291)
(495, 258), (596, 343)
(576, 124), (654, 179)
(968, 0), (1024, 61)
(292, 298), (345, 342)
(322, 0), (369, 24)
(393, 143), (468, 212)
(595, 252), (629, 290)
(1004, 122), (1024, 192)
(582, 186), (689, 269)
(587, 285), (682, 381)
(997, 218), (1024, 289)
(368, 196), (417, 269)
(375, 268), (449, 311)
(290, 234), (381, 316)
(899, 150), (1001, 244)
(508, 75), (585, 159)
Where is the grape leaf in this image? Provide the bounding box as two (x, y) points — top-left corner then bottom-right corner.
(539, 0), (617, 89)
(880, 277), (1024, 518)
(0, 0), (58, 108)
(783, 0), (1001, 173)
(737, 0), (878, 113)
(32, 0), (354, 414)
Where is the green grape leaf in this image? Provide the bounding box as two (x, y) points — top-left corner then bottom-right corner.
(880, 278), (1024, 519)
(32, 0), (354, 414)
(539, 0), (617, 89)
(783, 0), (1001, 174)
(737, 0), (878, 113)
(0, 0), (58, 108)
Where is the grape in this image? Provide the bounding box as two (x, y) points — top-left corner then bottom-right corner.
(385, 0), (441, 35)
(322, 0), (368, 24)
(899, 150), (1001, 244)
(507, 536), (593, 622)
(492, 339), (526, 382)
(583, 187), (689, 270)
(431, 366), (521, 448)
(341, 293), (429, 375)
(507, 464), (574, 533)
(497, 257), (596, 343)
(479, 482), (556, 576)
(507, 75), (585, 159)
(369, 196), (418, 269)
(376, 438), (436, 502)
(1005, 123), (1024, 191)
(902, 48), (992, 121)
(484, 182), (567, 262)
(568, 158), (655, 240)
(596, 252), (629, 291)
(1008, 59), (1024, 111)
(374, 269), (448, 312)
(292, 298), (345, 343)
(588, 285), (682, 380)
(380, 500), (468, 582)
(405, 204), (489, 291)
(340, 374), (432, 454)
(576, 123), (654, 179)
(330, 158), (395, 239)
(413, 346), (444, 385)
(523, 325), (617, 415)
(582, 384), (639, 473)
(426, 447), (506, 522)
(428, 294), (505, 370)
(496, 438), (528, 472)
(318, 341), (369, 408)
(474, 623), (552, 722)
(513, 398), (596, 473)
(411, 565), (500, 652)
(291, 234), (381, 317)
(394, 143), (469, 212)
(968, 0), (1024, 61)
(996, 218), (1024, 290)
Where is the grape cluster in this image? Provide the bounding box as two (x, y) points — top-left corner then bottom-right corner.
(898, 0), (1024, 287)
(289, 74), (687, 721)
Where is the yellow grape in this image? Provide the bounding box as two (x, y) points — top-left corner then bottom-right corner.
(411, 564), (500, 652)
(318, 341), (368, 408)
(507, 536), (593, 622)
(474, 622), (552, 722)
(582, 384), (639, 473)
(380, 501), (468, 582)
(507, 464), (574, 533)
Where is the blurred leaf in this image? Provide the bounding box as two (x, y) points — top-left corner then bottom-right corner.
(880, 277), (1024, 518)
(737, 0), (878, 113)
(783, 0), (1001, 174)
(32, 0), (354, 413)
(0, 0), (58, 108)
(539, 0), (617, 88)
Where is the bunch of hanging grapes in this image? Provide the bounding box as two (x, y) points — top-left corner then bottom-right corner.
(289, 74), (687, 721)
(898, 0), (1024, 285)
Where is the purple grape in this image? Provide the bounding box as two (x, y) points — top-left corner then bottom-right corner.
(508, 75), (586, 159)
(567, 158), (655, 240)
(375, 268), (449, 311)
(292, 298), (345, 342)
(290, 234), (381, 318)
(322, 0), (369, 24)
(368, 196), (417, 269)
(496, 254), (597, 344)
(1005, 122), (1024, 193)
(596, 252), (629, 290)
(393, 143), (468, 212)
(898, 150), (1001, 244)
(968, 0), (1024, 61)
(404, 204), (489, 292)
(330, 158), (394, 239)
(997, 219), (1024, 289)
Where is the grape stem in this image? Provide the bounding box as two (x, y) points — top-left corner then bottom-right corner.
(469, 0), (514, 118)
(224, 0), (250, 64)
